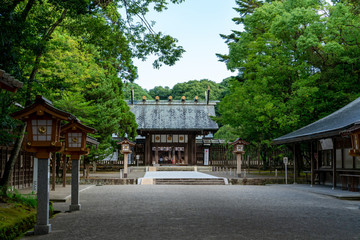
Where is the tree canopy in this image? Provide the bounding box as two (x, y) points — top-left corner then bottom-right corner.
(216, 0), (360, 162)
(0, 0), (186, 161)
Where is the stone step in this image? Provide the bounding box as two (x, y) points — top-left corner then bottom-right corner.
(154, 178), (225, 185)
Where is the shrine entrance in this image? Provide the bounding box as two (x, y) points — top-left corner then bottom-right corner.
(146, 133), (194, 165)
(152, 146), (187, 165)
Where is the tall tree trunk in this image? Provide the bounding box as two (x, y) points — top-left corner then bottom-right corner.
(0, 123), (26, 196)
(1, 8), (69, 198)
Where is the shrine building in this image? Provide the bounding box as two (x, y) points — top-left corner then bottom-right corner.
(129, 96), (219, 166)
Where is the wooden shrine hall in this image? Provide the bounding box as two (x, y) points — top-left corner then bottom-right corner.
(129, 96), (219, 166)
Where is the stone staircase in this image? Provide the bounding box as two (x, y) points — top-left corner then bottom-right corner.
(153, 178), (226, 185)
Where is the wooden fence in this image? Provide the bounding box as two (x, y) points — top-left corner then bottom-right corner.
(0, 146), (35, 189)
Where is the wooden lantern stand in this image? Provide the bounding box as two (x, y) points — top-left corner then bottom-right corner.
(61, 120), (96, 211)
(11, 96), (75, 235)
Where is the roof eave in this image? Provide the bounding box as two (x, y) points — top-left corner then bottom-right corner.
(272, 129), (346, 145)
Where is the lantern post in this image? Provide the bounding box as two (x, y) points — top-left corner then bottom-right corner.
(61, 120), (96, 212)
(117, 135), (135, 178)
(230, 138), (249, 178)
(11, 96), (75, 235)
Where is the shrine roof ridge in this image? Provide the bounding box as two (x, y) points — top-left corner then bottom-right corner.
(126, 100), (218, 105)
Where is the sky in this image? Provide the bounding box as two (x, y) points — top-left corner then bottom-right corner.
(132, 0), (240, 90)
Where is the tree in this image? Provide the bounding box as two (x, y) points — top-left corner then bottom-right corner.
(171, 79), (226, 100)
(217, 0), (360, 169)
(0, 0), (186, 196)
(123, 82), (153, 100)
(148, 86), (172, 99)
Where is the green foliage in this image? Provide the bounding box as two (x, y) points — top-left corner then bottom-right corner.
(0, 92), (19, 146)
(123, 82), (153, 100)
(6, 190), (37, 209)
(146, 79), (227, 101)
(217, 0), (360, 165)
(171, 79), (226, 100)
(214, 124), (239, 142)
(0, 203), (36, 240)
(148, 86), (172, 100)
(0, 0), (186, 162)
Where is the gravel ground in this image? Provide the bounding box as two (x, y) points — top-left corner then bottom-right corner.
(22, 185), (360, 240)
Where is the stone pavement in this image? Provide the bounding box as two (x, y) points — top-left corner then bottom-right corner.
(22, 185), (360, 240)
(274, 184), (360, 200)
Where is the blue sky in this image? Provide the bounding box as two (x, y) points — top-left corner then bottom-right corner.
(133, 0), (240, 90)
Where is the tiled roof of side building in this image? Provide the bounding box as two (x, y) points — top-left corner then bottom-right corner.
(0, 69), (23, 93)
(129, 101), (219, 132)
(273, 97), (360, 144)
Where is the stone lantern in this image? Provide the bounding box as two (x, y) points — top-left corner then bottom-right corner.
(230, 138), (249, 177)
(11, 95), (75, 235)
(117, 135), (135, 178)
(61, 120), (96, 212)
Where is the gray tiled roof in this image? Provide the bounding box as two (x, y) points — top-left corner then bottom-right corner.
(273, 97), (360, 144)
(129, 102), (219, 132)
(0, 69), (23, 92)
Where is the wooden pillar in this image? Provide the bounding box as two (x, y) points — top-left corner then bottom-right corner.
(51, 153), (56, 191)
(155, 147), (159, 165)
(177, 149), (181, 164)
(172, 147), (175, 164)
(62, 153), (67, 187)
(332, 138), (337, 189)
(145, 133), (151, 166)
(293, 144), (296, 184)
(188, 135), (192, 165)
(310, 141), (314, 186)
(189, 134), (196, 165)
(184, 145), (188, 165)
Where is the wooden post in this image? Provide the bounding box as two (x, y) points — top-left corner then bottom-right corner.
(155, 147), (158, 165)
(51, 153), (56, 191)
(62, 153), (66, 187)
(311, 141), (314, 186)
(332, 138), (336, 189)
(293, 144), (296, 184)
(145, 133), (151, 166)
(192, 134), (197, 165)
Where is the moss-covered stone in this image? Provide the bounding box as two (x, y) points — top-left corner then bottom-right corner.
(0, 203), (36, 240)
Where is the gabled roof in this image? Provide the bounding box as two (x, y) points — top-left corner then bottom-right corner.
(11, 95), (76, 121)
(273, 97), (360, 144)
(129, 101), (219, 133)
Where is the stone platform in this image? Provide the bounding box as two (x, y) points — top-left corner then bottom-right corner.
(138, 171), (227, 185)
